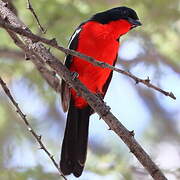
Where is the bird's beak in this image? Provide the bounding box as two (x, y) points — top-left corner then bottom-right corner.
(128, 17), (142, 29)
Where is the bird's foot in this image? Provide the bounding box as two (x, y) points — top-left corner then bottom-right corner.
(70, 71), (79, 80)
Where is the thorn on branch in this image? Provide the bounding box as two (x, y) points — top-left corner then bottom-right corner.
(39, 146), (43, 150)
(25, 53), (30, 60)
(3, 2), (8, 7)
(99, 62), (106, 68)
(38, 135), (42, 140)
(101, 105), (111, 117)
(23, 114), (27, 119)
(152, 169), (159, 177)
(14, 102), (18, 106)
(129, 130), (135, 137)
(135, 79), (139, 84)
(32, 38), (39, 43)
(145, 76), (150, 83)
(48, 47), (51, 53)
(22, 26), (28, 30)
(130, 149), (135, 153)
(169, 92), (176, 100)
(108, 127), (112, 130)
(2, 15), (8, 21)
(13, 38), (18, 44)
(45, 60), (51, 64)
(49, 38), (58, 46)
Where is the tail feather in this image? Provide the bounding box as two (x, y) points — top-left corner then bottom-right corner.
(60, 100), (91, 177)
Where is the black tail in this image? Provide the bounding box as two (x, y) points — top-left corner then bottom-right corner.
(60, 100), (92, 177)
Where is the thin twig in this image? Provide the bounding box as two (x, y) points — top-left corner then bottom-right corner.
(26, 0), (46, 33)
(0, 19), (176, 100)
(0, 77), (67, 180)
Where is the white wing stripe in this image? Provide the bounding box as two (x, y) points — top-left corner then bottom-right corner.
(68, 27), (81, 48)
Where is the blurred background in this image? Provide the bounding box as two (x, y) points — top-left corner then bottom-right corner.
(0, 0), (180, 179)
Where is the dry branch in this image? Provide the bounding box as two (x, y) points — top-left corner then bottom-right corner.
(0, 1), (168, 179)
(0, 19), (176, 100)
(0, 77), (67, 180)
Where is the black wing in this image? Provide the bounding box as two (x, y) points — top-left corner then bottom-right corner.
(61, 26), (82, 112)
(102, 55), (118, 96)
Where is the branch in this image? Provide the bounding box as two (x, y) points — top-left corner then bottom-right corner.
(4, 30), (61, 94)
(2, 0), (17, 15)
(0, 77), (67, 180)
(0, 19), (176, 100)
(0, 48), (24, 59)
(0, 1), (168, 179)
(26, 0), (46, 33)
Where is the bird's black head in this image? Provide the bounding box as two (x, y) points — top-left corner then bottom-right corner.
(90, 6), (142, 28)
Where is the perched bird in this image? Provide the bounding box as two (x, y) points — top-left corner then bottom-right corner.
(60, 6), (141, 177)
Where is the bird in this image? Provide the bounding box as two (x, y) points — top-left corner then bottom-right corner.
(60, 6), (141, 177)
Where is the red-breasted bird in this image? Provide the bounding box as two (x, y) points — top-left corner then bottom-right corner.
(60, 6), (141, 177)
